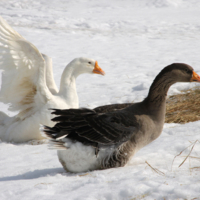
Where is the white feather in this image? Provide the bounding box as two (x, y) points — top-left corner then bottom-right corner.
(0, 16), (104, 143)
(57, 139), (115, 173)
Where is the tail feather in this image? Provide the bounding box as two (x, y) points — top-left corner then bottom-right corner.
(43, 125), (60, 139)
(48, 140), (67, 150)
(43, 108), (99, 150)
(42, 125), (68, 150)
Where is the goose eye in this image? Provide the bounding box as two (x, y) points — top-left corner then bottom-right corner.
(185, 68), (190, 73)
(88, 62), (92, 64)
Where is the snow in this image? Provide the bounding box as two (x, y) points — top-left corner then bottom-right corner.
(1, 0), (200, 199)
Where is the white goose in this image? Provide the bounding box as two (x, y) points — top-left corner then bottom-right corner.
(0, 16), (105, 143)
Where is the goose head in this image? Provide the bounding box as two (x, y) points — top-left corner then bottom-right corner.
(171, 63), (200, 82)
(68, 57), (105, 77)
(147, 63), (200, 107)
(59, 57), (105, 95)
(153, 63), (200, 84)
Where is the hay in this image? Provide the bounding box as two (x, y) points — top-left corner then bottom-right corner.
(145, 161), (165, 176)
(165, 87), (200, 124)
(171, 140), (199, 169)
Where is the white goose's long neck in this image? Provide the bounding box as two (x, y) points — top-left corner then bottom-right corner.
(58, 65), (81, 108)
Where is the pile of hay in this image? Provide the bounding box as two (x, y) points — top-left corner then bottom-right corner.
(165, 87), (200, 124)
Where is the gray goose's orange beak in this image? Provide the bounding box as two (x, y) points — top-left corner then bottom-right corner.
(93, 61), (105, 75)
(191, 71), (200, 82)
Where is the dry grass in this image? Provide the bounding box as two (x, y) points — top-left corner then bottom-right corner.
(145, 161), (165, 176)
(171, 140), (199, 169)
(165, 87), (200, 123)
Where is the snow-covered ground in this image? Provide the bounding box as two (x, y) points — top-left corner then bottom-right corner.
(1, 0), (200, 199)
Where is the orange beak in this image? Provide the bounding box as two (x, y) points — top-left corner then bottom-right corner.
(191, 71), (200, 82)
(93, 61), (105, 75)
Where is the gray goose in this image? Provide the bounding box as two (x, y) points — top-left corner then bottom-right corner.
(44, 63), (200, 173)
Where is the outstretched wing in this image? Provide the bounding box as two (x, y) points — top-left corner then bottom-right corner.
(0, 16), (52, 119)
(42, 53), (58, 95)
(44, 108), (137, 150)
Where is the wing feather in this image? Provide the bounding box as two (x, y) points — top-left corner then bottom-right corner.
(42, 53), (58, 95)
(44, 108), (137, 148)
(94, 103), (133, 113)
(0, 16), (52, 119)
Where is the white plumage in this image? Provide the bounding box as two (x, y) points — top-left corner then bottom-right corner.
(0, 16), (105, 143)
(56, 138), (115, 173)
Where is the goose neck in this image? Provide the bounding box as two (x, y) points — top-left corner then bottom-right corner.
(144, 72), (176, 119)
(58, 66), (79, 100)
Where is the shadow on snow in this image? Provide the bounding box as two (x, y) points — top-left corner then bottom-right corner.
(0, 167), (66, 181)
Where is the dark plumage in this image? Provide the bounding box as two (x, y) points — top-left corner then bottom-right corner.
(94, 103), (133, 114)
(44, 63), (200, 172)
